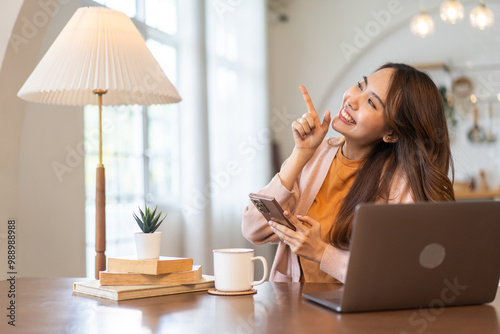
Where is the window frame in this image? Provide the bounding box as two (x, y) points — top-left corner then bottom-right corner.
(82, 0), (181, 277)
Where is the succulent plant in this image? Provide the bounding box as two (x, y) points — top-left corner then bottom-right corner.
(133, 205), (166, 233)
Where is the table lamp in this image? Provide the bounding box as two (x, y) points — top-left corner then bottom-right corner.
(17, 6), (182, 278)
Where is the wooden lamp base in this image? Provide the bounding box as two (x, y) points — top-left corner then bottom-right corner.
(95, 165), (106, 278)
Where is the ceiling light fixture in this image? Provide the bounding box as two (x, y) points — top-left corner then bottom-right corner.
(412, 0), (495, 37)
(470, 0), (494, 30)
(410, 9), (435, 38)
(440, 0), (464, 24)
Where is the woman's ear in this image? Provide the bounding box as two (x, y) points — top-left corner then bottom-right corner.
(383, 131), (399, 143)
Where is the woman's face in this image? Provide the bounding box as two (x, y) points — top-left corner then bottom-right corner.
(332, 68), (395, 147)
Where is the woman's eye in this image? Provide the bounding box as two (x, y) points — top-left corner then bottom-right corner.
(357, 81), (362, 90)
(369, 99), (376, 109)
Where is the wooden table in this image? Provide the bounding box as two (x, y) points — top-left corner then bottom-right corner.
(1, 278), (499, 333)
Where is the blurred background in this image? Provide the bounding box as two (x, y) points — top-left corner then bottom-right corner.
(1, 0), (499, 279)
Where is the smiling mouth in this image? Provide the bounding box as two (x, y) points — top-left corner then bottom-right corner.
(340, 109), (356, 125)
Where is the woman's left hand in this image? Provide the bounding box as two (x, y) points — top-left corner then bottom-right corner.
(268, 211), (328, 263)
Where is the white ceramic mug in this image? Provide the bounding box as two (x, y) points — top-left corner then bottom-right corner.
(213, 248), (268, 292)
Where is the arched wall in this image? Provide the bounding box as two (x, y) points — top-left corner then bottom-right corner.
(269, 0), (500, 188)
(0, 0), (86, 278)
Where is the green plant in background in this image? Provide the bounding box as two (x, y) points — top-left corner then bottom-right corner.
(133, 205), (167, 233)
(439, 86), (459, 138)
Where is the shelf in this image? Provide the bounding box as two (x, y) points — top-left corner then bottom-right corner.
(455, 191), (500, 200)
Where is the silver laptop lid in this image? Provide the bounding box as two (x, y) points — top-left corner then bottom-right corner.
(338, 201), (500, 312)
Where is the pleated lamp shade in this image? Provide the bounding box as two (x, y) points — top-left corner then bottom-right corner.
(17, 6), (181, 106)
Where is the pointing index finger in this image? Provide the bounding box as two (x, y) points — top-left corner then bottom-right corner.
(299, 85), (319, 118)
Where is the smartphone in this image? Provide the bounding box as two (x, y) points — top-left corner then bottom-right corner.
(248, 193), (296, 231)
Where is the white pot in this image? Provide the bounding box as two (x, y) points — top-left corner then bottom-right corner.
(134, 232), (162, 260)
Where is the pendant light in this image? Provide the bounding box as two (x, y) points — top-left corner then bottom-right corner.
(470, 0), (494, 30)
(410, 9), (435, 38)
(440, 0), (464, 24)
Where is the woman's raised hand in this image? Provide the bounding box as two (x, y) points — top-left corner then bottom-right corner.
(276, 86), (332, 191)
(292, 86), (331, 153)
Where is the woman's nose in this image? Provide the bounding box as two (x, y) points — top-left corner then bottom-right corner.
(347, 95), (358, 110)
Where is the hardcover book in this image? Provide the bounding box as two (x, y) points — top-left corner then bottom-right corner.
(99, 265), (202, 286)
(73, 275), (215, 301)
(107, 256), (193, 275)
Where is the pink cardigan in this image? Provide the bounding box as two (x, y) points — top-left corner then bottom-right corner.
(241, 138), (413, 283)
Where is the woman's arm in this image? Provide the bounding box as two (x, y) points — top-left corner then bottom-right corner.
(242, 85), (331, 245)
(241, 172), (298, 244)
(319, 244), (350, 283)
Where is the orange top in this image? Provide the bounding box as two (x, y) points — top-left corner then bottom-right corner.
(299, 146), (363, 282)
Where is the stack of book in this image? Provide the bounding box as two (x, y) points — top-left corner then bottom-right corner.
(73, 256), (214, 301)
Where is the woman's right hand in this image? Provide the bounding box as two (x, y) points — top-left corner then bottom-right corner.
(292, 86), (331, 154)
(277, 86), (332, 191)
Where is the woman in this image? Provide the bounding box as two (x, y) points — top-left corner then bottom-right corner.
(241, 63), (454, 283)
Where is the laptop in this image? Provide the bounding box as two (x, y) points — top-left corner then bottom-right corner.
(302, 201), (500, 313)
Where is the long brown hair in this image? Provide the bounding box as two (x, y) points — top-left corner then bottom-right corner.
(330, 63), (455, 250)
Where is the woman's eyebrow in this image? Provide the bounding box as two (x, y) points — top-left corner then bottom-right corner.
(364, 75), (386, 109)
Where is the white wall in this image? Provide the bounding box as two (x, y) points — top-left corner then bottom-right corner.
(269, 0), (500, 190)
(0, 0), (25, 281)
(1, 0), (86, 278)
(0, 1), (24, 68)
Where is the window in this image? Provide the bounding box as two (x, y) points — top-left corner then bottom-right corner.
(84, 0), (179, 277)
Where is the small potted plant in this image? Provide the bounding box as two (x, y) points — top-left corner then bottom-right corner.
(133, 204), (167, 259)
